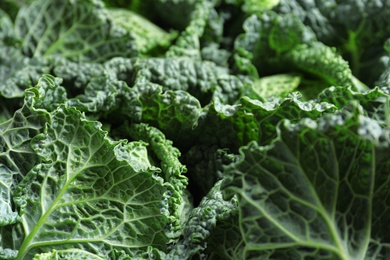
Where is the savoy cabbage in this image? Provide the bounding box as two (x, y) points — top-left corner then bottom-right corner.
(1, 0), (390, 259)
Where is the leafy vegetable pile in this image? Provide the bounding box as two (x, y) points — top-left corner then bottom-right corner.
(1, 0), (390, 259)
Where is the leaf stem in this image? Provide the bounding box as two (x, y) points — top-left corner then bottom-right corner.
(15, 176), (73, 259)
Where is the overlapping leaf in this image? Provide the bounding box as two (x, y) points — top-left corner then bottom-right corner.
(274, 0), (390, 86)
(13, 105), (168, 259)
(15, 0), (138, 62)
(222, 103), (390, 259)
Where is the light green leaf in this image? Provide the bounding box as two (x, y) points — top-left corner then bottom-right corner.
(13, 106), (168, 259)
(242, 0), (280, 13)
(251, 74), (301, 99)
(107, 8), (177, 55)
(283, 43), (354, 88)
